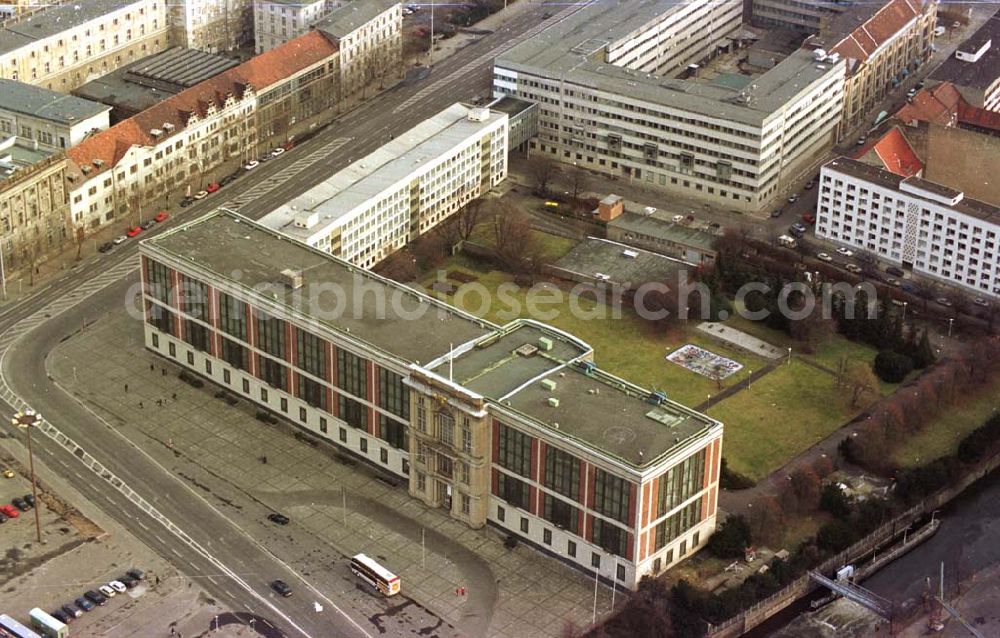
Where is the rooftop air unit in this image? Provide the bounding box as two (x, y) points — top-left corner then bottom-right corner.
(541, 379), (557, 391)
(280, 268), (303, 290)
(547, 397), (560, 408)
(468, 107), (490, 122)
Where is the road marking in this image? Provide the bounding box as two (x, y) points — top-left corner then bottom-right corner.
(138, 521), (149, 531)
(170, 547), (182, 558)
(225, 589), (236, 598)
(154, 534), (167, 545)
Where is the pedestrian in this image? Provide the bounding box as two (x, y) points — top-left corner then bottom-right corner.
(261, 455), (268, 464)
(125, 383), (129, 393)
(167, 438), (173, 449)
(139, 401), (144, 409)
(172, 392), (177, 401)
(150, 363), (155, 371)
(156, 576), (160, 586)
(162, 368), (167, 376)
(170, 627), (175, 636)
(156, 399), (162, 407)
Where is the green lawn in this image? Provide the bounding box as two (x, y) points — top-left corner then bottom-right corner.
(891, 378), (1000, 468)
(422, 256), (769, 407)
(705, 359), (862, 481)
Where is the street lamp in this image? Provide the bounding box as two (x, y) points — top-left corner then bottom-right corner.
(787, 347), (792, 365)
(948, 317), (954, 338)
(12, 410), (43, 543)
(902, 301), (907, 322)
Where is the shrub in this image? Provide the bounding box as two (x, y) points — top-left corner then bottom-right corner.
(874, 350), (914, 383)
(719, 457), (755, 490)
(957, 412), (1000, 464)
(819, 483), (851, 519)
(707, 515), (752, 559)
(817, 520), (859, 552)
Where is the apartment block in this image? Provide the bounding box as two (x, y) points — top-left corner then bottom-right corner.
(0, 0), (170, 93)
(316, 0), (401, 102)
(493, 0), (845, 213)
(168, 0), (254, 52)
(259, 103), (507, 269)
(254, 0), (343, 54)
(816, 156), (1000, 298)
(139, 209), (724, 587)
(750, 0), (852, 33)
(65, 31), (340, 231)
(0, 80), (111, 150)
(929, 9), (1000, 112)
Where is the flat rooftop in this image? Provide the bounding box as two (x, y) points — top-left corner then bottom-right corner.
(0, 0), (137, 56)
(0, 79), (110, 124)
(824, 156), (999, 222)
(260, 103), (505, 240)
(553, 238), (690, 286)
(608, 212), (719, 252)
(488, 95), (535, 118)
(930, 10), (1000, 92)
(0, 137), (54, 177)
(317, 0), (397, 38)
(143, 211), (493, 365)
(496, 0), (840, 126)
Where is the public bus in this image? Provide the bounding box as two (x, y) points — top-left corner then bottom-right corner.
(350, 553), (401, 596)
(28, 609), (67, 638)
(0, 614), (43, 638)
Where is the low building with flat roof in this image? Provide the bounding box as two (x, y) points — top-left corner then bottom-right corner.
(0, 80), (110, 150)
(929, 9), (1000, 111)
(549, 238), (690, 289)
(259, 103), (508, 269)
(139, 209), (724, 587)
(72, 48), (241, 122)
(607, 213), (719, 265)
(494, 0), (845, 213)
(488, 96), (537, 151)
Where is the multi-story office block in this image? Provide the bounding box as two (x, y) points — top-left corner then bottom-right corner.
(139, 210), (724, 587)
(0, 80), (111, 150)
(66, 31), (340, 231)
(808, 0), (937, 136)
(816, 156), (1000, 298)
(259, 103), (507, 269)
(0, 0), (169, 93)
(493, 0), (845, 213)
(254, 0), (343, 54)
(929, 9), (1000, 112)
(750, 0), (852, 33)
(316, 0), (401, 102)
(169, 0), (254, 52)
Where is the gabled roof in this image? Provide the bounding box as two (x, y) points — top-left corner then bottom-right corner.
(870, 126), (923, 177)
(829, 0), (923, 66)
(895, 82), (963, 126)
(67, 31), (338, 180)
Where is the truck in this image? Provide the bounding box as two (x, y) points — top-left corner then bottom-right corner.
(28, 608), (67, 638)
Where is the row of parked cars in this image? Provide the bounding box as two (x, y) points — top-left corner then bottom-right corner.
(0, 493), (35, 523)
(49, 569), (146, 624)
(98, 211), (170, 253)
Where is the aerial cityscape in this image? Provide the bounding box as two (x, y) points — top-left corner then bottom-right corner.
(0, 0), (997, 637)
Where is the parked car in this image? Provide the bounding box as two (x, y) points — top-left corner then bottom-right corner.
(789, 226), (804, 238)
(1, 504), (19, 518)
(270, 147), (286, 157)
(98, 242), (114, 253)
(84, 590), (107, 606)
(856, 137), (867, 146)
(220, 175), (238, 186)
(258, 154), (272, 163)
(907, 87), (918, 99)
(787, 194), (798, 204)
(271, 579), (292, 597)
(113, 235), (128, 245)
(12, 497), (29, 511)
(140, 220), (155, 230)
(845, 264), (863, 274)
(886, 277), (902, 287)
(267, 513), (290, 525)
(973, 297), (990, 308)
(836, 247), (853, 257)
(801, 213), (815, 224)
(109, 580), (127, 594)
(206, 182), (221, 193)
(816, 252), (833, 262)
(51, 609), (72, 624)
(119, 575), (139, 588)
(154, 211), (169, 223)
(99, 584), (116, 598)
(886, 265), (905, 277)
(23, 494), (35, 507)
(708, 221), (721, 230)
(672, 214), (684, 223)
(75, 597), (95, 612)
(193, 190), (208, 200)
(770, 208), (783, 218)
(180, 197), (194, 208)
(127, 568), (146, 581)
(0, 512), (7, 523)
(244, 160), (259, 170)
(791, 222), (807, 233)
(935, 297), (953, 308)
(62, 604), (82, 619)
(805, 179), (815, 190)
(126, 226), (142, 238)
(1, 468), (13, 479)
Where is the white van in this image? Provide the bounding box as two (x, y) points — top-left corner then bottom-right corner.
(778, 234), (798, 248)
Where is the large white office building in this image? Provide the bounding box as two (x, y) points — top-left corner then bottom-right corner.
(260, 103), (508, 269)
(816, 156), (1000, 298)
(493, 0), (845, 213)
(253, 0), (342, 54)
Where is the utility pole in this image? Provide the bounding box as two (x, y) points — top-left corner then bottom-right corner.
(12, 411), (43, 543)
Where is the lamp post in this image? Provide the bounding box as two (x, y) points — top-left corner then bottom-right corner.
(902, 301), (907, 322)
(948, 317), (954, 338)
(12, 410), (42, 543)
(787, 347), (792, 365)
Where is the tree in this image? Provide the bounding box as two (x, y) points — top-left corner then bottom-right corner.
(707, 515), (752, 558)
(491, 203), (540, 274)
(790, 467), (821, 510)
(816, 519), (858, 552)
(819, 483), (851, 518)
(873, 350), (914, 383)
(747, 495), (783, 547)
(527, 155), (557, 197)
(435, 196), (485, 246)
(567, 165), (589, 202)
(377, 250), (417, 282)
(854, 249), (878, 277)
(844, 361), (880, 407)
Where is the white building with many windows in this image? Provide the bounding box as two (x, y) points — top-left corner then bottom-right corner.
(0, 80), (111, 151)
(259, 103), (508, 269)
(816, 156), (1000, 298)
(493, 0), (845, 213)
(253, 0), (343, 54)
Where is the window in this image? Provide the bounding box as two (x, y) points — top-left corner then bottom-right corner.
(654, 497), (703, 551)
(337, 349), (367, 397)
(461, 494), (471, 515)
(299, 407), (307, 422)
(461, 426), (473, 454)
(186, 351), (194, 365)
(378, 368), (408, 418)
(495, 472), (530, 509)
(457, 461), (469, 484)
(184, 320), (210, 352)
(380, 416), (407, 450)
(542, 494), (579, 533)
(416, 398), (427, 432)
(296, 329), (327, 379)
(360, 438), (368, 453)
(218, 293), (247, 341)
(543, 528), (552, 545)
(437, 411), (455, 446)
(319, 417), (328, 433)
(593, 470), (631, 524)
(567, 540), (576, 557)
(297, 375), (327, 410)
(497, 506), (505, 522)
(340, 396), (367, 429)
(260, 388), (268, 402)
(260, 357), (287, 390)
(205, 360), (212, 375)
(168, 342), (176, 357)
(497, 423), (532, 477)
(520, 517), (529, 533)
(221, 338), (248, 369)
(591, 518), (627, 556)
(657, 450), (706, 516)
(416, 472), (426, 492)
(591, 553), (600, 568)
(146, 260), (172, 304)
(544, 447), (580, 501)
(257, 316), (286, 359)
(380, 448), (388, 464)
(616, 564), (626, 581)
(339, 427), (348, 442)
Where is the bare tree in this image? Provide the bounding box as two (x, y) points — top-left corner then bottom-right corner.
(527, 155), (557, 197)
(844, 361), (879, 408)
(854, 248), (878, 277)
(567, 165), (589, 201)
(491, 202), (539, 273)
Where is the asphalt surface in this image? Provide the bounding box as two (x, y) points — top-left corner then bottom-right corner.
(0, 3), (592, 637)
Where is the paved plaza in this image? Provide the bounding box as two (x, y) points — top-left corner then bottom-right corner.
(48, 307), (617, 638)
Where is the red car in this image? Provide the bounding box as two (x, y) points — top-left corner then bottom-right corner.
(206, 182), (221, 193)
(801, 213), (816, 224)
(1, 504), (19, 518)
(154, 211), (169, 223)
(126, 226), (142, 237)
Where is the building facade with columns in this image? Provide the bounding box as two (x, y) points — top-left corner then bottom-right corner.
(139, 209), (724, 588)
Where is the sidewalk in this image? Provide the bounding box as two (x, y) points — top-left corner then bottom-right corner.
(49, 306), (617, 638)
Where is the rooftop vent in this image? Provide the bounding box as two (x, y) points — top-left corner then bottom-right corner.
(647, 390), (668, 405)
(580, 360), (597, 375)
(163, 122), (175, 132)
(537, 336), (553, 351)
(541, 379), (557, 391)
(547, 397), (560, 408)
(150, 128), (163, 138)
(468, 107), (490, 122)
(622, 249), (639, 259)
(515, 343), (538, 357)
(280, 268), (303, 290)
(81, 165), (91, 174)
(812, 48), (827, 61)
(92, 159), (103, 167)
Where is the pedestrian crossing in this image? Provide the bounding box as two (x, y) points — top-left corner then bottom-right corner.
(221, 136), (352, 211)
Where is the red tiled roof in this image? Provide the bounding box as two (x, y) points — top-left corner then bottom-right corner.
(895, 82), (963, 126)
(871, 126), (923, 177)
(957, 101), (1000, 132)
(68, 31), (338, 178)
(831, 0), (923, 64)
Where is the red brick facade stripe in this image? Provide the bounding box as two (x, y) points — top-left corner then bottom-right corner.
(625, 532), (634, 561)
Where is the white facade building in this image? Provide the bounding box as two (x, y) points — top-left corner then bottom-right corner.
(254, 0), (343, 54)
(169, 0), (254, 52)
(0, 80), (110, 151)
(493, 0), (845, 212)
(260, 103), (508, 268)
(816, 156), (1000, 298)
(316, 0), (401, 100)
